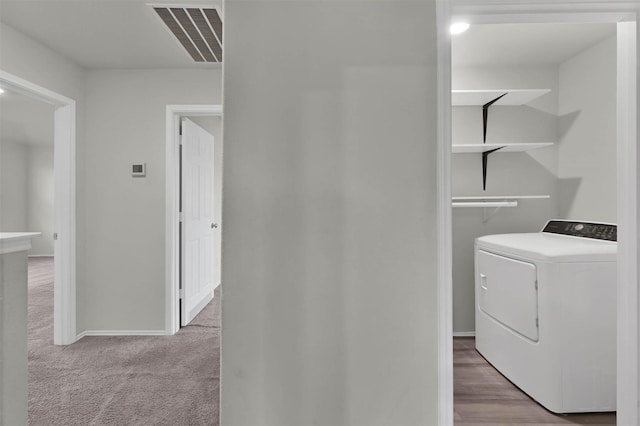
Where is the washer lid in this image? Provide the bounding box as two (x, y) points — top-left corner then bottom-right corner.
(476, 233), (617, 262)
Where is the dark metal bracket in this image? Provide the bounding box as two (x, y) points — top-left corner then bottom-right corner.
(482, 93), (508, 142)
(480, 92), (508, 190)
(482, 147), (504, 190)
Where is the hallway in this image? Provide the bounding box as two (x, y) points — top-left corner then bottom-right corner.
(27, 257), (220, 425)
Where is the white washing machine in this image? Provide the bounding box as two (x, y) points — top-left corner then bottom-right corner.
(475, 220), (617, 413)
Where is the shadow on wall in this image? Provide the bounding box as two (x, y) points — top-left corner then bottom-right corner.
(558, 177), (582, 219)
(454, 105), (558, 145)
(557, 110), (582, 142)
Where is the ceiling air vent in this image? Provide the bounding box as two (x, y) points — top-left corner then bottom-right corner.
(153, 5), (222, 63)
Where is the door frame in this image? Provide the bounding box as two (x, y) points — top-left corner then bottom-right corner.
(165, 104), (222, 335)
(436, 2), (640, 425)
(0, 70), (77, 346)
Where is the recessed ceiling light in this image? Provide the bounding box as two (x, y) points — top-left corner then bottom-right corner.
(0, 88), (4, 94)
(450, 22), (470, 35)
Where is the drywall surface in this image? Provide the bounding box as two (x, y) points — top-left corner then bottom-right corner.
(558, 36), (617, 223)
(222, 1), (438, 425)
(451, 66), (559, 333)
(0, 21), (86, 330)
(83, 69), (221, 331)
(0, 89), (55, 256)
(0, 23), (85, 99)
(0, 141), (28, 232)
(0, 142), (54, 256)
(0, 91), (54, 147)
(28, 145), (54, 255)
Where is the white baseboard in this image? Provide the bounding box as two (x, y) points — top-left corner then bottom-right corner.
(28, 254), (54, 258)
(79, 330), (167, 337)
(453, 331), (476, 337)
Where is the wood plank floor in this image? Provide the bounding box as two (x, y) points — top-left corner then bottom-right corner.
(454, 337), (616, 425)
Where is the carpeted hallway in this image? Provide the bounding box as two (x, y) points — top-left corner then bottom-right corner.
(27, 257), (220, 426)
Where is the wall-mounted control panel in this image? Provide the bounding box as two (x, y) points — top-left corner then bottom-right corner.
(542, 220), (617, 241)
(132, 163), (146, 177)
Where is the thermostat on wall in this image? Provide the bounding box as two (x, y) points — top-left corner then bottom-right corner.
(132, 163), (146, 177)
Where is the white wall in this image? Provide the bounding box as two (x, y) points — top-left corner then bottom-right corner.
(221, 2), (438, 425)
(0, 82), (55, 255)
(451, 66), (559, 333)
(0, 141), (28, 232)
(0, 142), (54, 256)
(28, 145), (54, 255)
(83, 69), (221, 332)
(558, 35), (617, 223)
(0, 23), (85, 99)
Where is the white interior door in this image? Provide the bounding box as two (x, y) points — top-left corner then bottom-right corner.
(181, 118), (216, 326)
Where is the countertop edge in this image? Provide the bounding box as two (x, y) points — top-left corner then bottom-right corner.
(0, 233), (42, 255)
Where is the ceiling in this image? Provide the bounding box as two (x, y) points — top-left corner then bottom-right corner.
(0, 0), (223, 69)
(0, 3), (616, 71)
(0, 88), (54, 146)
(0, 1), (223, 146)
(453, 22), (616, 68)
(0, 8), (618, 147)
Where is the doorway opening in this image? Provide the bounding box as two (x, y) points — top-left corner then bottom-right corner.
(0, 70), (77, 346)
(450, 21), (617, 424)
(436, 3), (639, 425)
(165, 105), (223, 334)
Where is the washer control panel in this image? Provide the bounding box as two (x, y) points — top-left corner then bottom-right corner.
(542, 220), (617, 241)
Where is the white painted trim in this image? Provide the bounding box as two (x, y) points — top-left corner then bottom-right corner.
(436, 0), (454, 425)
(82, 330), (167, 337)
(28, 255), (55, 258)
(617, 19), (639, 426)
(165, 105), (223, 336)
(441, 2), (640, 425)
(0, 70), (76, 346)
(0, 71), (74, 106)
(53, 101), (77, 346)
(453, 332), (476, 337)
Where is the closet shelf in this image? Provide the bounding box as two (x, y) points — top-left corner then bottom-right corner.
(453, 195), (551, 201)
(452, 89), (551, 106)
(453, 201), (518, 208)
(452, 195), (550, 208)
(452, 143), (553, 153)
(452, 88), (553, 190)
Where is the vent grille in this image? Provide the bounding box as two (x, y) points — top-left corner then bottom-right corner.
(153, 6), (222, 63)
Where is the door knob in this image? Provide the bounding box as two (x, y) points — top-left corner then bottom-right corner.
(211, 223), (218, 229)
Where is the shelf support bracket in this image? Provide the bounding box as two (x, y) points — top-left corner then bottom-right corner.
(482, 147), (504, 190)
(482, 93), (508, 142)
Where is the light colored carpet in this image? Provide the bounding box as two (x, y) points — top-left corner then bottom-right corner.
(27, 257), (220, 426)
